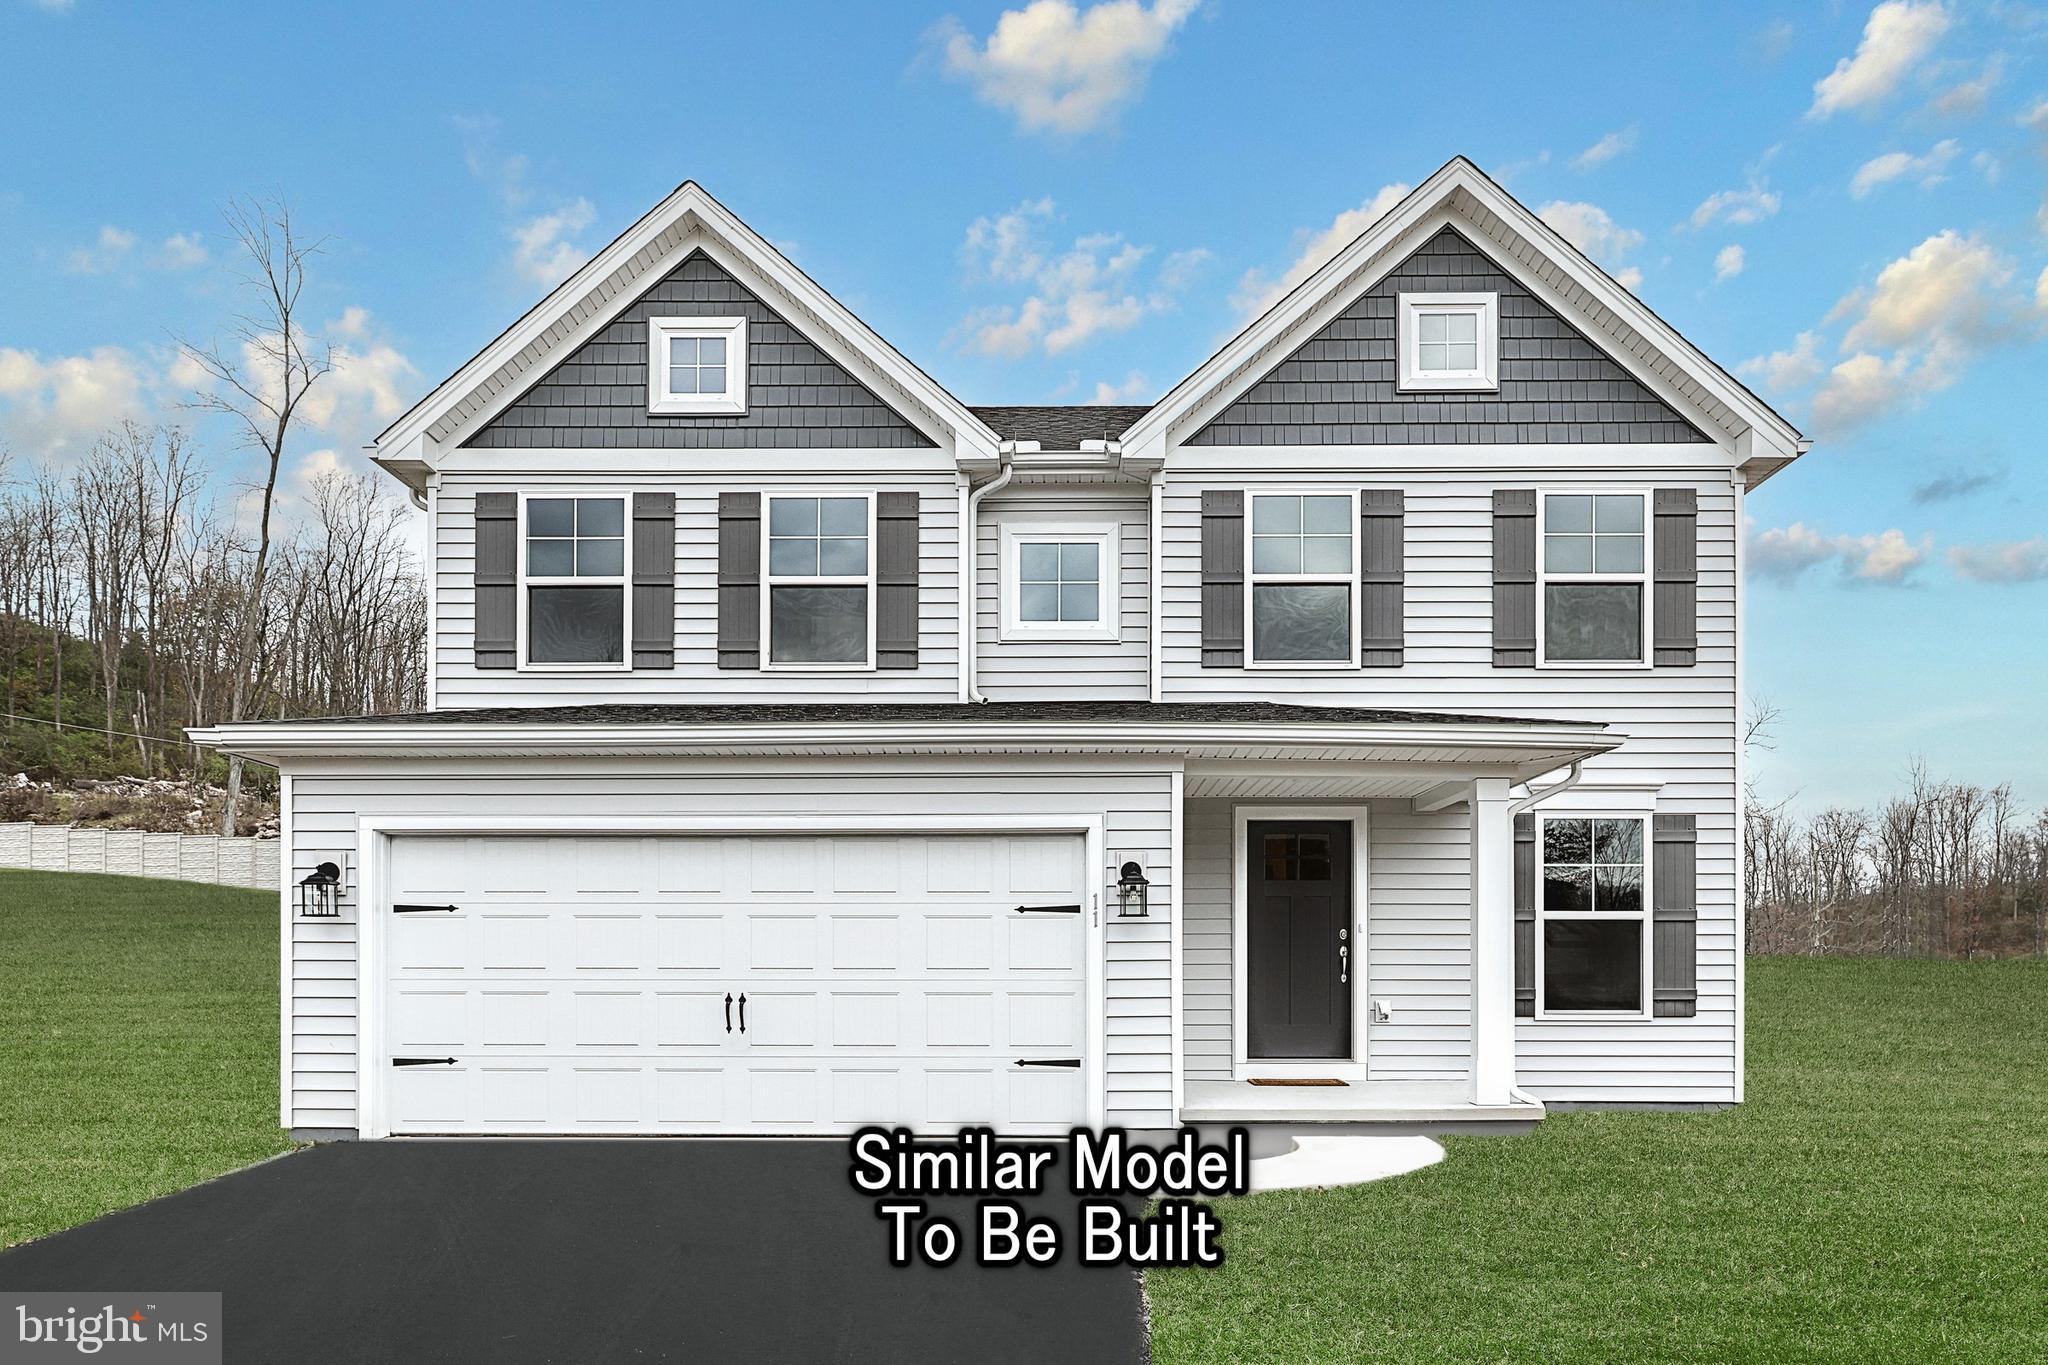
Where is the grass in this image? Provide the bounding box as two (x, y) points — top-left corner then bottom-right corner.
(0, 869), (293, 1248)
(1150, 957), (2048, 1363)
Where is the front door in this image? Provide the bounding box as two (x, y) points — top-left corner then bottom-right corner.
(1246, 820), (1352, 1060)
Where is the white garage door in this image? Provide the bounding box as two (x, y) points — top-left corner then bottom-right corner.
(379, 833), (1090, 1136)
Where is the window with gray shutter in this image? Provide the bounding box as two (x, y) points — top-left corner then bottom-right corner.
(1200, 490), (1245, 668)
(1514, 812), (1535, 1018)
(1360, 489), (1404, 667)
(1652, 813), (1699, 1017)
(1653, 488), (1699, 667)
(631, 492), (676, 669)
(716, 492), (761, 670)
(1492, 489), (1536, 667)
(474, 492), (517, 670)
(875, 491), (919, 670)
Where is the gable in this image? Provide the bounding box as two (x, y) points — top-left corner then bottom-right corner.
(1189, 227), (1709, 447)
(465, 250), (935, 450)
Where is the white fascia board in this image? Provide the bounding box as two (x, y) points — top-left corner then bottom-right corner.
(1121, 157), (1805, 464)
(374, 182), (1000, 467)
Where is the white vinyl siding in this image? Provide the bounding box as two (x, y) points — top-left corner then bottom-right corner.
(434, 471), (960, 706)
(282, 758), (1175, 1133)
(974, 488), (1151, 702)
(1164, 456), (1740, 1105)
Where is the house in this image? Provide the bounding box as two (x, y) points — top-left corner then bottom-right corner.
(194, 157), (1808, 1142)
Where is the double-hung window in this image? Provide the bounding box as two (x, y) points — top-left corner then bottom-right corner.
(1539, 491), (1649, 665)
(647, 316), (747, 415)
(1248, 492), (1356, 666)
(765, 494), (873, 668)
(1398, 292), (1498, 391)
(521, 494), (628, 668)
(1538, 814), (1649, 1016)
(1000, 523), (1117, 642)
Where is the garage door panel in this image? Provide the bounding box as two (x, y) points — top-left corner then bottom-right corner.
(382, 833), (1088, 1135)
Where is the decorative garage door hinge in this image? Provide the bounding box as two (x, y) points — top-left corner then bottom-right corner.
(392, 903), (459, 913)
(1013, 903), (1082, 915)
(1014, 1058), (1082, 1068)
(391, 1057), (458, 1067)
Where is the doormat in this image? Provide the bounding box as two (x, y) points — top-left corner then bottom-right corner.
(1247, 1078), (1347, 1087)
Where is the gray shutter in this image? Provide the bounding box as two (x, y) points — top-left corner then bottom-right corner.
(716, 492), (761, 670)
(1653, 488), (1699, 667)
(474, 492), (517, 670)
(1492, 489), (1536, 667)
(1514, 813), (1536, 1018)
(875, 491), (919, 670)
(631, 492), (675, 669)
(1200, 490), (1244, 668)
(1652, 813), (1698, 1018)
(1359, 489), (1404, 667)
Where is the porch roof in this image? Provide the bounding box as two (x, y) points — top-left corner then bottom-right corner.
(191, 701), (1617, 781)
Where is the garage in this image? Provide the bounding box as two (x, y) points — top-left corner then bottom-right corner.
(374, 832), (1092, 1135)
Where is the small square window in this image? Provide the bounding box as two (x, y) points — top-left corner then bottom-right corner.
(648, 317), (747, 415)
(1001, 524), (1117, 641)
(1398, 293), (1498, 392)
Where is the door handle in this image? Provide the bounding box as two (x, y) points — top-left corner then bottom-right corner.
(1339, 942), (1349, 985)
(738, 993), (747, 1034)
(724, 992), (733, 1034)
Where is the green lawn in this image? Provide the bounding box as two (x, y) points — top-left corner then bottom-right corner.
(1151, 957), (2048, 1364)
(0, 869), (293, 1248)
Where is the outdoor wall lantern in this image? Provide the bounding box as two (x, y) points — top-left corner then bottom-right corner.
(1115, 861), (1151, 918)
(298, 861), (342, 919)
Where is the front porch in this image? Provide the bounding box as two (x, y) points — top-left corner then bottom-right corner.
(1181, 1079), (1542, 1129)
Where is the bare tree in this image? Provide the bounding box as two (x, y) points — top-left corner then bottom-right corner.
(180, 197), (331, 833)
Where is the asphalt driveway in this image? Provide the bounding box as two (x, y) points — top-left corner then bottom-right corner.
(0, 1140), (1147, 1364)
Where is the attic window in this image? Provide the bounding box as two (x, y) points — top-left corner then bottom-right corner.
(647, 316), (747, 415)
(1397, 293), (1498, 392)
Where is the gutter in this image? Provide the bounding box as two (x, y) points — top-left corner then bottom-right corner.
(1508, 759), (1583, 817)
(962, 454), (1016, 704)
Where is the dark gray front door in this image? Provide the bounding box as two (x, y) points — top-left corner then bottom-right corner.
(1247, 820), (1352, 1060)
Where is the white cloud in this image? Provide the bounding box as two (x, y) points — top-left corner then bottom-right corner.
(957, 199), (1203, 356)
(937, 0), (1200, 135)
(2037, 264), (2048, 313)
(1756, 18), (1796, 62)
(154, 232), (208, 269)
(1715, 244), (1747, 281)
(509, 198), (595, 287)
(1810, 1), (1950, 118)
(453, 113), (531, 208)
(1749, 521), (1930, 584)
(66, 225), (137, 274)
(1572, 127), (1637, 170)
(1230, 182), (1411, 321)
(0, 345), (155, 460)
(1972, 149), (2001, 184)
(1931, 57), (2001, 115)
(1849, 139), (1960, 197)
(1739, 329), (1824, 390)
(1841, 229), (2011, 352)
(1537, 200), (1646, 288)
(1689, 183), (1781, 229)
(1948, 539), (2048, 583)
(1087, 371), (1152, 403)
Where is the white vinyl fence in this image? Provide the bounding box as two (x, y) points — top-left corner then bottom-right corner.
(0, 822), (280, 891)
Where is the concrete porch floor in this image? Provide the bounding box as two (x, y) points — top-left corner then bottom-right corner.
(1180, 1079), (1544, 1126)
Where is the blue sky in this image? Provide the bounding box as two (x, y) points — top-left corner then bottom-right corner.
(1, 0), (2043, 809)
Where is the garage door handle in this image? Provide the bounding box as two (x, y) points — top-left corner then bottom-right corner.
(725, 993), (733, 1033)
(1014, 903), (1082, 915)
(1015, 1058), (1081, 1068)
(393, 904), (458, 914)
(738, 993), (747, 1034)
(392, 1057), (457, 1067)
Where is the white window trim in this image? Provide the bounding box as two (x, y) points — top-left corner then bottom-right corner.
(1397, 292), (1499, 392)
(760, 489), (877, 673)
(1533, 810), (1653, 1022)
(1535, 486), (1653, 671)
(515, 489), (632, 673)
(1243, 488), (1360, 671)
(647, 315), (748, 415)
(998, 521), (1120, 644)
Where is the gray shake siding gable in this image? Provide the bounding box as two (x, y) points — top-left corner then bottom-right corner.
(1190, 226), (1710, 446)
(466, 250), (935, 449)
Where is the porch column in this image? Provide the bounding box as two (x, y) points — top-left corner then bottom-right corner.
(1469, 777), (1515, 1105)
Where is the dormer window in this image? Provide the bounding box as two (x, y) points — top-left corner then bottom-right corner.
(1397, 292), (1498, 391)
(647, 316), (748, 415)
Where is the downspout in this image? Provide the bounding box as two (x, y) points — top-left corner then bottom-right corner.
(1147, 469), (1164, 703)
(963, 455), (1015, 704)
